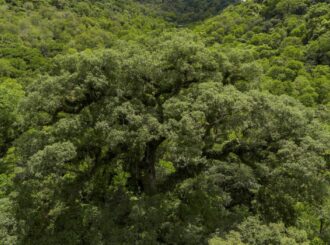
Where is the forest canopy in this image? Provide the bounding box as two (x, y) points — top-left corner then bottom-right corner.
(0, 0), (329, 244)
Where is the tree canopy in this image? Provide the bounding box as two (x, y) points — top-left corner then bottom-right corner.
(0, 0), (329, 244)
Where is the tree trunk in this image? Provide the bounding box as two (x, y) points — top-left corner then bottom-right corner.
(140, 137), (165, 195)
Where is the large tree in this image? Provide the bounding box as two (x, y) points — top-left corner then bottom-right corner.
(12, 32), (330, 244)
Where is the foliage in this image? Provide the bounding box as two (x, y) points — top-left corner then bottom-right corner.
(0, 0), (329, 244)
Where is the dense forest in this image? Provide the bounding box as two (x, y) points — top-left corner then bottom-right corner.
(0, 0), (329, 244)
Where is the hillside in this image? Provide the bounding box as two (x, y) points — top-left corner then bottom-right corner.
(0, 0), (329, 244)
